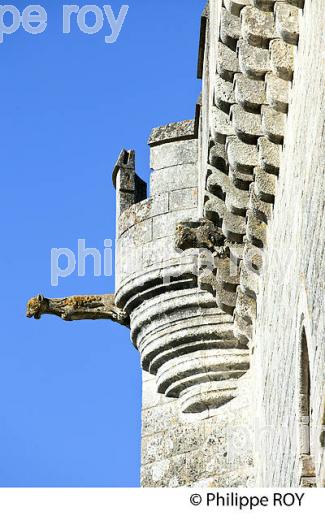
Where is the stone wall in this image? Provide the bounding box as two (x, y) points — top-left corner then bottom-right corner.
(254, 0), (325, 487)
(194, 0), (324, 487)
(141, 370), (254, 487)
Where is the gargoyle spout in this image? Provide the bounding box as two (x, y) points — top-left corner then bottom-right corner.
(26, 293), (129, 326)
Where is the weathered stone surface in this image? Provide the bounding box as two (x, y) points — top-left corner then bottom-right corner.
(253, 0), (276, 10)
(150, 139), (197, 170)
(209, 142), (228, 172)
(220, 7), (241, 50)
(222, 211), (247, 242)
(261, 105), (286, 144)
(234, 73), (267, 111)
(152, 209), (197, 240)
(26, 293), (129, 325)
(275, 2), (299, 45)
(265, 72), (290, 113)
(216, 41), (240, 81)
(238, 40), (271, 79)
(207, 166), (249, 215)
(236, 286), (257, 324)
(230, 104), (263, 143)
(241, 6), (276, 47)
(226, 136), (258, 173)
(257, 136), (281, 174)
(249, 184), (273, 223)
(148, 120), (196, 147)
(150, 164), (198, 195)
(175, 218), (225, 252)
(224, 0), (252, 17)
(215, 75), (236, 113)
(210, 106), (235, 143)
(114, 149), (147, 221)
(117, 194), (168, 237)
(253, 0), (324, 486)
(229, 167), (254, 191)
(246, 208), (267, 248)
(254, 166), (276, 203)
(270, 38), (295, 80)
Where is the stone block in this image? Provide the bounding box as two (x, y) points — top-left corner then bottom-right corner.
(118, 194), (169, 237)
(216, 41), (240, 82)
(150, 140), (198, 170)
(270, 39), (295, 81)
(241, 6), (276, 47)
(238, 40), (271, 79)
(142, 237), (181, 268)
(220, 7), (241, 51)
(150, 164), (198, 195)
(141, 454), (187, 487)
(215, 75), (236, 113)
(169, 188), (198, 212)
(142, 402), (178, 437)
(152, 209), (197, 240)
(234, 73), (267, 112)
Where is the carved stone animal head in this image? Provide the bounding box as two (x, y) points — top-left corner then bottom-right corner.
(175, 218), (225, 252)
(26, 294), (48, 319)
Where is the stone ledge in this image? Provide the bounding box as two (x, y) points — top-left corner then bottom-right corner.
(148, 120), (196, 147)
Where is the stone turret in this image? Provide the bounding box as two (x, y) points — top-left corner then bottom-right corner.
(114, 121), (249, 414)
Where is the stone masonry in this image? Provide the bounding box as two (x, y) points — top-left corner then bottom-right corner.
(28, 0), (324, 487)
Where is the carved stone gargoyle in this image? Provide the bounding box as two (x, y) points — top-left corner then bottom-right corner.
(175, 217), (228, 255)
(26, 294), (129, 326)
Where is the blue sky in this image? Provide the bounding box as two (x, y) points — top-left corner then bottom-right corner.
(0, 0), (205, 486)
